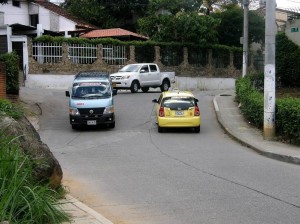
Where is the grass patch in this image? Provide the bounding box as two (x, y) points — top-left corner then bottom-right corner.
(0, 131), (70, 223)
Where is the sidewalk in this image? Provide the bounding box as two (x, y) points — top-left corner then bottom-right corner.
(60, 195), (113, 224)
(213, 90), (300, 165)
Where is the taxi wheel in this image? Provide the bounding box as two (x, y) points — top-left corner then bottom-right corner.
(158, 125), (164, 133)
(194, 126), (200, 133)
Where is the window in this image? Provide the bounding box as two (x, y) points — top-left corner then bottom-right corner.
(141, 65), (149, 73)
(12, 0), (20, 7)
(149, 65), (157, 72)
(0, 12), (4, 26)
(30, 14), (39, 27)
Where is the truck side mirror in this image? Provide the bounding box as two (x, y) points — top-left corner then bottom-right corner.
(65, 91), (70, 97)
(152, 99), (158, 103)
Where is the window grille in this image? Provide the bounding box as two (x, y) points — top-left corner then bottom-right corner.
(32, 42), (62, 64)
(68, 44), (97, 64)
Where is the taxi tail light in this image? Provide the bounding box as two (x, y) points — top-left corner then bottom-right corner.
(194, 106), (200, 116)
(159, 107), (165, 117)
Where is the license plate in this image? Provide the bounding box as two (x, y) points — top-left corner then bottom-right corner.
(87, 120), (96, 125)
(112, 82), (117, 87)
(175, 111), (184, 116)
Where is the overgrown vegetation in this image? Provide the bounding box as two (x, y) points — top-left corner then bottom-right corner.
(0, 52), (19, 94)
(33, 35), (243, 53)
(0, 99), (23, 119)
(236, 74), (300, 145)
(0, 101), (70, 223)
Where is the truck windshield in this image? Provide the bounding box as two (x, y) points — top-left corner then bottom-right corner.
(71, 82), (112, 99)
(119, 64), (141, 72)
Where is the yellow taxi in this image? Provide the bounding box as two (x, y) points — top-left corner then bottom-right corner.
(152, 90), (201, 133)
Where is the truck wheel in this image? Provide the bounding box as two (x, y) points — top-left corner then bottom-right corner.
(130, 81), (139, 93)
(141, 87), (149, 93)
(160, 80), (170, 92)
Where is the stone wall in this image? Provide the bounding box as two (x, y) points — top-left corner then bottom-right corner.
(0, 62), (6, 99)
(29, 40), (258, 78)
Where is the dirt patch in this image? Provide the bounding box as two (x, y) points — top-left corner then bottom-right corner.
(276, 87), (300, 98)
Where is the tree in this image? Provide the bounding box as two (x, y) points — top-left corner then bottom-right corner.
(212, 6), (264, 46)
(147, 0), (203, 15)
(62, 0), (149, 30)
(137, 12), (220, 45)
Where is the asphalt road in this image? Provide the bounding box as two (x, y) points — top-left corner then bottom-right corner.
(31, 88), (300, 224)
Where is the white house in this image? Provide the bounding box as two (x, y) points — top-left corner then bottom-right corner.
(0, 0), (96, 75)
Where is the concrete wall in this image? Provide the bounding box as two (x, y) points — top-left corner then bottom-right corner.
(285, 19), (300, 46)
(25, 74), (235, 91)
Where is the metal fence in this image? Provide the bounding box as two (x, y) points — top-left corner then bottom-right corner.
(32, 43), (62, 64)
(32, 43), (127, 65)
(68, 44), (97, 64)
(103, 45), (127, 65)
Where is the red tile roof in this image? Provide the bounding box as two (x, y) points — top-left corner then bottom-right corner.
(80, 28), (149, 40)
(34, 0), (97, 29)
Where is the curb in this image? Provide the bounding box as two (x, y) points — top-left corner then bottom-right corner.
(213, 94), (300, 165)
(65, 195), (114, 224)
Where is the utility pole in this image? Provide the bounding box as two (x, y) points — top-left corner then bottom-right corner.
(264, 0), (276, 140)
(242, 0), (249, 77)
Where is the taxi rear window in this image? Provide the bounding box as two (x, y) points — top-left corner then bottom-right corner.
(162, 97), (195, 110)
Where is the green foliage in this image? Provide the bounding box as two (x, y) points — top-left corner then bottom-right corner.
(0, 52), (19, 93)
(0, 99), (23, 119)
(62, 0), (149, 30)
(236, 74), (300, 144)
(276, 32), (300, 87)
(147, 0), (203, 15)
(212, 7), (265, 46)
(0, 131), (70, 223)
(276, 98), (300, 144)
(34, 35), (242, 52)
(236, 76), (264, 127)
(137, 12), (220, 44)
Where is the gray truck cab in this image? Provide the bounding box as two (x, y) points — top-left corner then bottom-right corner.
(65, 71), (117, 129)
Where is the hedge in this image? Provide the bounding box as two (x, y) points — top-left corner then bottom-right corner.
(0, 52), (19, 94)
(236, 75), (300, 145)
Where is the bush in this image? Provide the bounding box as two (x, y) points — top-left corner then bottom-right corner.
(276, 98), (300, 144)
(0, 52), (19, 94)
(236, 76), (264, 128)
(0, 131), (70, 223)
(236, 74), (300, 144)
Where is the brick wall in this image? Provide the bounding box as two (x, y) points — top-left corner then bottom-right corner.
(0, 61), (6, 99)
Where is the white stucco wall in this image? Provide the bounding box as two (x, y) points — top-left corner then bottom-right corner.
(0, 1), (29, 25)
(25, 74), (236, 90)
(59, 16), (77, 31)
(38, 7), (51, 30)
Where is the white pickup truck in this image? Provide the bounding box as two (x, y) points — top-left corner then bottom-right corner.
(110, 63), (175, 93)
